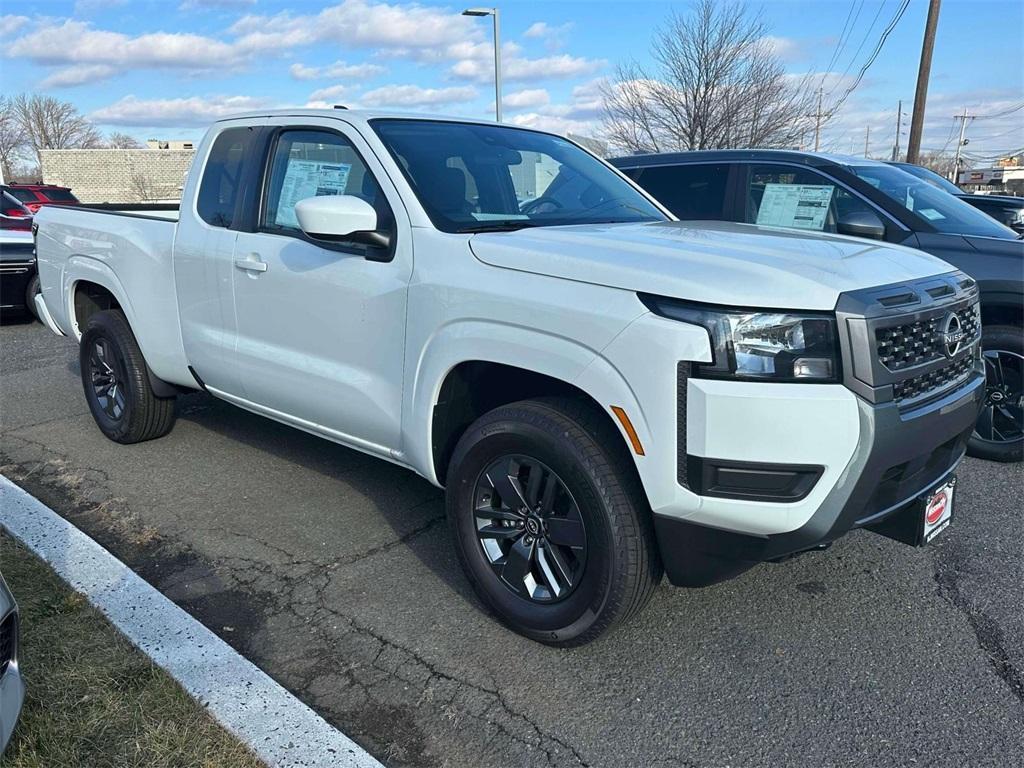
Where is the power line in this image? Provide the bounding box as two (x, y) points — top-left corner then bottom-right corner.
(822, 1), (861, 77)
(972, 102), (1024, 120)
(828, 0), (888, 96)
(825, 0), (912, 119)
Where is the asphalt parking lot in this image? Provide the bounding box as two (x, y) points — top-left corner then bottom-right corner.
(2, 314), (1022, 768)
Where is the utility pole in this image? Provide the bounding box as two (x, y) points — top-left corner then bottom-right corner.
(864, 125), (871, 158)
(952, 106), (973, 183)
(813, 87), (824, 152)
(906, 0), (942, 164)
(891, 100), (903, 161)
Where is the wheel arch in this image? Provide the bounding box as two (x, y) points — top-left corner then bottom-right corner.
(408, 322), (651, 490)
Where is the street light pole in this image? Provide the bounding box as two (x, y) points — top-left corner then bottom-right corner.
(462, 7), (502, 122)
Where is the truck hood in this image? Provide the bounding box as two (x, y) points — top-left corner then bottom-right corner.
(469, 220), (954, 310)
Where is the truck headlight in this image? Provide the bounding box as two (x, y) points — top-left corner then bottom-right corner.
(639, 295), (840, 382)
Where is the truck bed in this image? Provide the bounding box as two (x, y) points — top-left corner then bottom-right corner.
(33, 204), (190, 386)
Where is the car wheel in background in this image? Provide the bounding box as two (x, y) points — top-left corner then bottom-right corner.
(79, 310), (177, 444)
(446, 397), (662, 646)
(24, 274), (41, 320)
(967, 325), (1023, 463)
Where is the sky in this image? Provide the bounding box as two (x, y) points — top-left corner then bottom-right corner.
(1, 0), (1022, 163)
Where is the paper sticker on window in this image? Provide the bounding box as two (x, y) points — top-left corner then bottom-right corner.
(275, 160), (352, 228)
(756, 183), (834, 231)
(918, 208), (946, 221)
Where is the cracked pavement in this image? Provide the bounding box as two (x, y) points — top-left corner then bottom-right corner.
(2, 316), (1022, 767)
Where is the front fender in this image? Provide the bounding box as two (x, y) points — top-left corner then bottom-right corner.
(405, 318), (651, 487)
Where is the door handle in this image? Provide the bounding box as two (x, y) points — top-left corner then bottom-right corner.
(234, 256), (268, 273)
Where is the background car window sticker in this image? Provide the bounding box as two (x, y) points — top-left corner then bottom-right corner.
(275, 160), (352, 228)
(756, 183), (835, 231)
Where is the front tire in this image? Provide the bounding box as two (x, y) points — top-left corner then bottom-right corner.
(967, 325), (1023, 463)
(446, 398), (661, 646)
(80, 310), (177, 444)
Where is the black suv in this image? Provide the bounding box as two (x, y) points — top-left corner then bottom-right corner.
(887, 161), (1024, 235)
(611, 150), (1023, 462)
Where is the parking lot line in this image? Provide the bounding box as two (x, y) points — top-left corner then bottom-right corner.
(0, 474), (384, 768)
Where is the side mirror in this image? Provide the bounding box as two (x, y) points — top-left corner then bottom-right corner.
(294, 195), (391, 255)
(837, 209), (886, 240)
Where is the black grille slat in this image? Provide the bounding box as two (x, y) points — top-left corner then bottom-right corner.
(893, 354), (975, 403)
(875, 303), (980, 371)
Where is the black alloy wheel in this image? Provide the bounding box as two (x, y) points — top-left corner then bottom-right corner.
(79, 309), (177, 444)
(977, 349), (1023, 444)
(968, 325), (1024, 463)
(88, 336), (129, 421)
(473, 455), (587, 603)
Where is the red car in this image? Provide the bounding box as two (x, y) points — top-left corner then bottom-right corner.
(4, 184), (80, 213)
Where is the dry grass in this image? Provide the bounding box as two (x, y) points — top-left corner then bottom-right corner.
(0, 535), (264, 768)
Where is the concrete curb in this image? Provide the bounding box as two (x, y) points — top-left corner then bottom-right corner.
(0, 475), (384, 768)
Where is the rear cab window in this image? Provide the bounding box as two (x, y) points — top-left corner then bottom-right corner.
(40, 188), (79, 203)
(196, 127), (252, 228)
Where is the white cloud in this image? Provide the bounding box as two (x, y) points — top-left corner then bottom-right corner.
(0, 14), (29, 37)
(40, 64), (118, 89)
(453, 53), (604, 84)
(179, 0), (256, 9)
(8, 20), (245, 72)
(503, 89), (550, 110)
(760, 35), (804, 62)
(358, 84), (477, 108)
(522, 21), (573, 49)
(509, 112), (595, 138)
(90, 95), (272, 126)
(289, 60), (386, 81)
(308, 84), (353, 102)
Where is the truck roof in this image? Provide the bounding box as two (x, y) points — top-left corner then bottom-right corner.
(215, 108), (504, 128)
(609, 149), (888, 169)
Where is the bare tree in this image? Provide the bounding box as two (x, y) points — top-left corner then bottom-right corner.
(13, 93), (102, 161)
(0, 96), (28, 181)
(917, 151), (958, 180)
(602, 0), (816, 153)
(107, 132), (142, 149)
(128, 169), (156, 202)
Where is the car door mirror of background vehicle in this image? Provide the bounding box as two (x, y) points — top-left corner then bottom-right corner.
(837, 209), (886, 240)
(295, 195), (392, 255)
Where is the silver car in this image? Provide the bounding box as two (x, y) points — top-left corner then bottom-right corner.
(0, 571), (23, 753)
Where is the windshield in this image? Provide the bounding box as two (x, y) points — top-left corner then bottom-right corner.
(891, 163), (963, 195)
(371, 119), (666, 233)
(851, 164), (1018, 239)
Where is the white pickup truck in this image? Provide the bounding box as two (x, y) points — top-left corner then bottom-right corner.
(34, 110), (984, 645)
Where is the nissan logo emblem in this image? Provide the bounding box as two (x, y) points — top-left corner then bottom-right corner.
(940, 312), (965, 358)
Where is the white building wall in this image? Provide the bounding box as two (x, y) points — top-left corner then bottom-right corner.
(40, 148), (196, 203)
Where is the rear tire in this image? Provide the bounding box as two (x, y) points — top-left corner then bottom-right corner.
(967, 325), (1023, 463)
(24, 274), (41, 320)
(80, 310), (176, 444)
(446, 397), (661, 646)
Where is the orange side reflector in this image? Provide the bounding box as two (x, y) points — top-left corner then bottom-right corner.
(610, 406), (645, 456)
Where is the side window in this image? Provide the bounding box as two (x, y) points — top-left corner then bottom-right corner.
(197, 127), (250, 228)
(262, 129), (392, 248)
(740, 164), (879, 234)
(633, 164), (729, 220)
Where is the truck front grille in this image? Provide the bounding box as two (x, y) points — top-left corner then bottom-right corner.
(893, 354), (975, 403)
(835, 272), (982, 407)
(875, 303), (980, 371)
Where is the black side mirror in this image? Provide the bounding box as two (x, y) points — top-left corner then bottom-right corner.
(837, 209), (886, 240)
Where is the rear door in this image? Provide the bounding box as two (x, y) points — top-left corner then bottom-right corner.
(228, 117), (413, 453)
(175, 122), (263, 395)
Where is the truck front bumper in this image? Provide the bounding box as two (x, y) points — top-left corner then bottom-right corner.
(654, 366), (984, 586)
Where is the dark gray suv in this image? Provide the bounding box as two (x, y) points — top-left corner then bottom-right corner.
(612, 150), (1023, 462)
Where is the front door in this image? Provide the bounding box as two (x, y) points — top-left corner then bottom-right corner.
(228, 120), (412, 454)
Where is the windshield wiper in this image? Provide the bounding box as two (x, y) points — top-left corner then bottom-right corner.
(456, 221), (539, 233)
